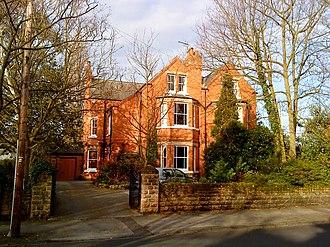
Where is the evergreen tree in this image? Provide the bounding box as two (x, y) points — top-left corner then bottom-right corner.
(212, 72), (238, 139)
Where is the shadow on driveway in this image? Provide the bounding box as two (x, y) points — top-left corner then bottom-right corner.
(55, 181), (141, 220)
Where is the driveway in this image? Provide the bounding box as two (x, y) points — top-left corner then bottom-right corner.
(1, 181), (144, 241)
(55, 181), (140, 220)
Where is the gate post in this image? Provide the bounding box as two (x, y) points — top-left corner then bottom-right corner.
(140, 165), (159, 214)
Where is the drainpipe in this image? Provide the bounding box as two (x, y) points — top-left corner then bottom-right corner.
(102, 100), (107, 165)
(108, 107), (113, 158)
(138, 91), (142, 157)
(202, 87), (208, 148)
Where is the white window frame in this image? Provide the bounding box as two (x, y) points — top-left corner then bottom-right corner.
(178, 75), (187, 93)
(193, 146), (197, 172)
(108, 113), (112, 136)
(233, 79), (241, 99)
(238, 106), (243, 123)
(193, 104), (198, 128)
(90, 118), (97, 137)
(174, 102), (188, 126)
(167, 74), (175, 92)
(87, 150), (98, 172)
(160, 146), (167, 168)
(161, 103), (168, 126)
(174, 146), (188, 170)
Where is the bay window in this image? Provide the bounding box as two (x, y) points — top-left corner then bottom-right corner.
(174, 146), (188, 170)
(174, 102), (187, 125)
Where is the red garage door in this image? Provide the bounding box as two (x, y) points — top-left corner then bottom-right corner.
(56, 158), (76, 181)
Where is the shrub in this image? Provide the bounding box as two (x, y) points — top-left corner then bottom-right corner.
(242, 126), (275, 171)
(98, 151), (140, 183)
(209, 160), (236, 183)
(204, 121), (276, 179)
(0, 159), (15, 191)
(281, 159), (329, 186)
(29, 160), (57, 185)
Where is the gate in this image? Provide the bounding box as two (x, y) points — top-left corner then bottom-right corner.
(129, 165), (141, 209)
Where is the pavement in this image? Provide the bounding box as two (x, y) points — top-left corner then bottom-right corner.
(1, 181), (330, 245)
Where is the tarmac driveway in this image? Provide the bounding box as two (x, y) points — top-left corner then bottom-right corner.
(55, 181), (140, 220)
(2, 181), (144, 241)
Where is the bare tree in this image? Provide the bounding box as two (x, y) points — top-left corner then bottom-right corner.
(0, 0), (118, 165)
(197, 0), (330, 160)
(124, 31), (161, 166)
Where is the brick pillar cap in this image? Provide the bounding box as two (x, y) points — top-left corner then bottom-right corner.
(140, 165), (158, 174)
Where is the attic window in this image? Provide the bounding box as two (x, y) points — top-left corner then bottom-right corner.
(167, 74), (175, 91)
(178, 75), (187, 93)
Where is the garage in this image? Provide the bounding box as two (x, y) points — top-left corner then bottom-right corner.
(50, 150), (83, 181)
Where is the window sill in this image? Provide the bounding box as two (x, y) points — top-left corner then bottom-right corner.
(177, 91), (189, 96)
(157, 126), (199, 131)
(84, 168), (97, 173)
(89, 135), (97, 139)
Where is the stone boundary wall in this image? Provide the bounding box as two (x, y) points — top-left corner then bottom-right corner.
(159, 183), (330, 213)
(139, 168), (330, 214)
(0, 173), (55, 219)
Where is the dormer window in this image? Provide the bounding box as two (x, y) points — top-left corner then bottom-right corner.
(167, 74), (175, 92)
(178, 75), (187, 93)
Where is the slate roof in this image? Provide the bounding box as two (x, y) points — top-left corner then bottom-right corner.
(89, 79), (144, 100)
(202, 72), (218, 87)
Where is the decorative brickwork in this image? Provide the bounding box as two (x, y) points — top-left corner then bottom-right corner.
(159, 183), (330, 213)
(140, 166), (159, 214)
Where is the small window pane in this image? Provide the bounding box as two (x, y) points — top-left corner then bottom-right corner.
(88, 150), (98, 169)
(174, 146), (188, 170)
(91, 118), (97, 136)
(167, 74), (175, 91)
(174, 103), (187, 125)
(178, 75), (186, 92)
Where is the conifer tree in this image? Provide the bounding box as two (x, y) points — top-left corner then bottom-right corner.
(212, 72), (238, 139)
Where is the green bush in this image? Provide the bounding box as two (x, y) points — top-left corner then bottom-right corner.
(0, 159), (15, 191)
(209, 160), (236, 183)
(281, 159), (329, 186)
(98, 151), (140, 183)
(204, 121), (275, 179)
(299, 106), (330, 163)
(29, 160), (57, 185)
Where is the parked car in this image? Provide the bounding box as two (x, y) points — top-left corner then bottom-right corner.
(156, 168), (195, 183)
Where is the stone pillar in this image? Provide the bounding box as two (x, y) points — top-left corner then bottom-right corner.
(30, 173), (53, 219)
(140, 165), (159, 214)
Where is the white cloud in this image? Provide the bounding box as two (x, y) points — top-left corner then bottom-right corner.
(103, 0), (212, 69)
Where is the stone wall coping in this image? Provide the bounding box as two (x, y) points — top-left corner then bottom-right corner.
(140, 165), (158, 174)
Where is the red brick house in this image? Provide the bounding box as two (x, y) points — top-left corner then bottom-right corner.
(82, 48), (256, 179)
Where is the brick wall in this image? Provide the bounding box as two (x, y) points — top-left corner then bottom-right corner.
(159, 183), (330, 213)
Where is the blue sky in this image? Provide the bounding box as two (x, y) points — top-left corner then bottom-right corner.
(104, 0), (213, 69)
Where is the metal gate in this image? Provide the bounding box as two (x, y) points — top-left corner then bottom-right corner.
(129, 165), (141, 209)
